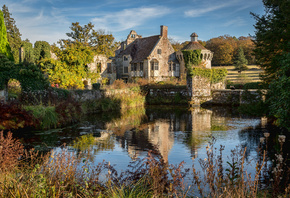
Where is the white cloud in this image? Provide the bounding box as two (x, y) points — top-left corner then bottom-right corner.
(223, 17), (247, 27)
(184, 0), (241, 17)
(92, 6), (170, 32)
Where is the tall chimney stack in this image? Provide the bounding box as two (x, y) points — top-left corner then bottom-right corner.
(160, 25), (168, 38)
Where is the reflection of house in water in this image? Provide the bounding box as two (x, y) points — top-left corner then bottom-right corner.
(146, 121), (174, 162)
(187, 108), (213, 159)
(116, 111), (189, 162)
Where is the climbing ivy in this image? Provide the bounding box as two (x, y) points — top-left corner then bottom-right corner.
(188, 67), (228, 83)
(182, 49), (202, 69)
(211, 68), (228, 83)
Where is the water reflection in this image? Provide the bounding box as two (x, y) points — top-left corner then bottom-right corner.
(14, 106), (271, 170)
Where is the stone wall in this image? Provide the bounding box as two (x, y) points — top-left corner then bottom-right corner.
(0, 90), (6, 102)
(70, 88), (137, 102)
(187, 76), (212, 105)
(211, 89), (266, 105)
(70, 90), (103, 102)
(148, 86), (188, 97)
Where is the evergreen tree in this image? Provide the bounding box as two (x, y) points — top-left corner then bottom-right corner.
(234, 47), (248, 73)
(252, 0), (290, 130)
(251, 0), (289, 83)
(0, 10), (14, 61)
(2, 5), (22, 63)
(21, 39), (35, 63)
(34, 41), (51, 62)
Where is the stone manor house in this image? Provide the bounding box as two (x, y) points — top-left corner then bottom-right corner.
(88, 25), (213, 85)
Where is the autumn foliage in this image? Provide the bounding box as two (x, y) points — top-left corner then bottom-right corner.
(206, 35), (255, 66)
(0, 102), (36, 130)
(0, 131), (24, 171)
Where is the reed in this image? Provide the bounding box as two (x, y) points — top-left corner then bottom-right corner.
(0, 132), (289, 198)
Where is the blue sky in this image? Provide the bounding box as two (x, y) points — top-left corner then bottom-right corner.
(1, 0), (265, 45)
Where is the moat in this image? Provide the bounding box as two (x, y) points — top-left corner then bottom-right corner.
(12, 105), (286, 175)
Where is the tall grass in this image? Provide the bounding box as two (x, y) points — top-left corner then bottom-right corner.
(24, 105), (58, 129)
(0, 131), (289, 198)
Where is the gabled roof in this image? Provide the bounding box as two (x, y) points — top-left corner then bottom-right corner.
(182, 41), (207, 50)
(118, 35), (160, 63)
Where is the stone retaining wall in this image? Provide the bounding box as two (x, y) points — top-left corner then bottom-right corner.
(210, 89), (266, 105)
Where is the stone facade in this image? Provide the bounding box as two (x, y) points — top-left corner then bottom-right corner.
(86, 54), (116, 88)
(181, 33), (213, 69)
(187, 76), (212, 105)
(114, 26), (180, 82)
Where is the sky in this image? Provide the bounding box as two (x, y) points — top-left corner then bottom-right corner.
(1, 0), (265, 45)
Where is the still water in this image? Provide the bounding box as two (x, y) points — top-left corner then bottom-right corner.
(14, 105), (276, 175)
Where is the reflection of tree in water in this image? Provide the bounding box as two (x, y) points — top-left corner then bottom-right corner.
(239, 120), (290, 162)
(106, 107), (147, 136)
(71, 132), (115, 161)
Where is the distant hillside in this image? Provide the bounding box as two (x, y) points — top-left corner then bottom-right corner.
(214, 65), (263, 84)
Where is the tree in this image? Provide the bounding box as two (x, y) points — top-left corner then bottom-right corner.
(251, 0), (289, 83)
(34, 41), (51, 62)
(234, 47), (248, 73)
(21, 39), (34, 63)
(252, 0), (290, 130)
(41, 41), (98, 89)
(267, 53), (290, 130)
(2, 5), (22, 63)
(238, 36), (255, 65)
(206, 35), (237, 65)
(0, 10), (13, 61)
(62, 22), (118, 57)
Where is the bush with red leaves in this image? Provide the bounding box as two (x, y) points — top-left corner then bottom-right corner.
(0, 102), (37, 130)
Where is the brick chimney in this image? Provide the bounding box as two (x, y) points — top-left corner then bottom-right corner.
(160, 25), (168, 38)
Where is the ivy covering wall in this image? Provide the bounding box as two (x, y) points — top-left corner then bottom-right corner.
(182, 49), (227, 84)
(182, 49), (202, 68)
(188, 67), (228, 84)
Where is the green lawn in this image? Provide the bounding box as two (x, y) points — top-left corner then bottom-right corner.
(214, 65), (263, 84)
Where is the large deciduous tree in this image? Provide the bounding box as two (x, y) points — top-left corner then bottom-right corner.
(62, 22), (117, 58)
(0, 10), (13, 61)
(2, 5), (22, 63)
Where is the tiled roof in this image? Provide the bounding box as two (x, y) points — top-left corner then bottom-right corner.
(190, 33), (198, 37)
(182, 41), (207, 50)
(118, 35), (160, 63)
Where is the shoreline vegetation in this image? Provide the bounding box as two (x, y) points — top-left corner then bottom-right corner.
(0, 131), (289, 197)
(0, 75), (278, 131)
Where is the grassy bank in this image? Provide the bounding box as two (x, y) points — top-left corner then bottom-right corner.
(0, 131), (289, 198)
(214, 65), (263, 84)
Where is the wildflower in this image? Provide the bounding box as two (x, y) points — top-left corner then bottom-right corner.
(263, 132), (270, 138)
(278, 135), (286, 143)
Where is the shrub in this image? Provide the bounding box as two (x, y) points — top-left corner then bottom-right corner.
(55, 98), (82, 126)
(24, 105), (58, 129)
(0, 131), (24, 171)
(92, 83), (101, 90)
(0, 102), (36, 130)
(109, 79), (127, 89)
